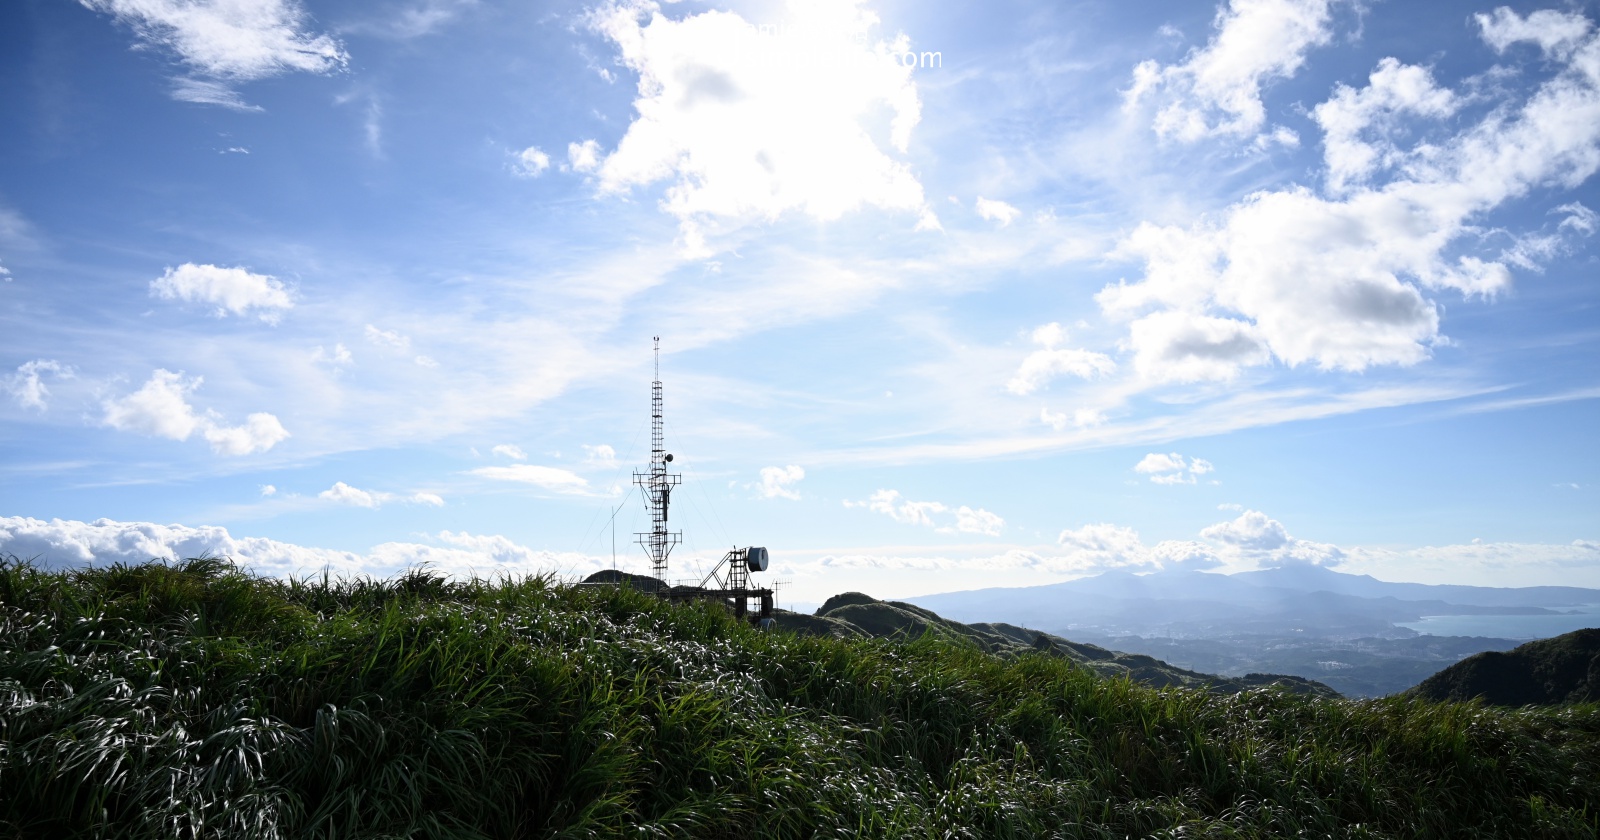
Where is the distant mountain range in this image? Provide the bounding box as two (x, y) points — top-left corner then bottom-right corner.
(902, 565), (1600, 639)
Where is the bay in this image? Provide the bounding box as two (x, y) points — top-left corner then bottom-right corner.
(1398, 604), (1600, 640)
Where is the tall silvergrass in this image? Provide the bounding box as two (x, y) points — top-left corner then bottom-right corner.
(2, 556), (1597, 839)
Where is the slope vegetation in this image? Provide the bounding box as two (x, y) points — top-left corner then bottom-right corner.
(777, 592), (1338, 696)
(2, 558), (1598, 839)
(1409, 628), (1600, 706)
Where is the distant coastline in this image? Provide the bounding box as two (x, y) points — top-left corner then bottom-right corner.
(1398, 604), (1600, 640)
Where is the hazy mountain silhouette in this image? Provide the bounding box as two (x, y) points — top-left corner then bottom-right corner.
(903, 565), (1598, 638)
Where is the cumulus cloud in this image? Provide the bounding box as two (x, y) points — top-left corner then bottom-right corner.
(80, 0), (347, 107)
(847, 489), (1004, 535)
(582, 444), (619, 468)
(588, 0), (934, 254)
(512, 146), (550, 177)
(202, 412), (291, 456)
(1126, 0), (1339, 143)
(1312, 58), (1458, 193)
(1200, 508), (1343, 566)
(758, 464), (805, 500)
(1007, 322), (1116, 395)
(149, 263), (294, 322)
(567, 140), (601, 173)
(0, 516), (600, 580)
(1103, 10), (1600, 382)
(1054, 524), (1224, 573)
(1476, 7), (1593, 57)
(6, 359), (73, 411)
(318, 481), (445, 509)
(975, 197), (1021, 226)
(101, 369), (289, 455)
(468, 464), (595, 495)
(1134, 452), (1214, 485)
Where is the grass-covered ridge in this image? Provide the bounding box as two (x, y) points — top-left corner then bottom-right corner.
(2, 557), (1598, 839)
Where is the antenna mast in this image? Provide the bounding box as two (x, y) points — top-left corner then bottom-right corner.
(634, 336), (681, 589)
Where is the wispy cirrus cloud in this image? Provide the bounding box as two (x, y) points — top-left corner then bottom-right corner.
(81, 0), (347, 108)
(846, 489), (1003, 536)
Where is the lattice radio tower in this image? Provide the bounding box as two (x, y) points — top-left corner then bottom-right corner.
(634, 337), (681, 589)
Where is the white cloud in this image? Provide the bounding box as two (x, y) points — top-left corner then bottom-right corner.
(1042, 406), (1108, 430)
(150, 263), (294, 322)
(589, 0), (934, 254)
(1102, 13), (1600, 382)
(318, 481), (444, 509)
(757, 464), (804, 500)
(339, 0), (478, 40)
(363, 324), (410, 350)
(81, 0), (347, 107)
(847, 489), (1003, 535)
(103, 369), (204, 441)
(582, 444), (619, 468)
(469, 464), (593, 495)
(1126, 0), (1339, 143)
(1134, 452), (1213, 485)
(102, 369), (290, 456)
(6, 359), (73, 411)
(0, 516), (598, 580)
(1200, 508), (1290, 549)
(413, 355), (439, 368)
(170, 77), (263, 111)
(512, 146), (550, 177)
(312, 343), (353, 366)
(491, 443), (527, 460)
(975, 197), (1021, 226)
(1199, 508), (1343, 567)
(320, 481), (380, 508)
(260, 484), (276, 496)
(1556, 202), (1597, 235)
(1057, 523), (1161, 571)
(201, 412), (290, 456)
(1476, 7), (1593, 57)
(567, 139), (601, 173)
(1007, 322), (1116, 395)
(952, 506), (1003, 536)
(1312, 58), (1458, 193)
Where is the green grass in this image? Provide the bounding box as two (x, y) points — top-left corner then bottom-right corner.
(2, 556), (1597, 839)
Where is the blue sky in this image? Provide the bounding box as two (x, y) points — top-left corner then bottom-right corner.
(1, 0), (1596, 607)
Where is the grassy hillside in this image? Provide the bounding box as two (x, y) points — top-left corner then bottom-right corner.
(776, 592), (1339, 697)
(1409, 628), (1600, 706)
(3, 558), (1599, 839)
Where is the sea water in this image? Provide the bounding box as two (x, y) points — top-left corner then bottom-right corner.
(1398, 604), (1600, 640)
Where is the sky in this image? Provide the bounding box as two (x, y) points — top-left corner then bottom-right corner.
(1, 0), (1597, 609)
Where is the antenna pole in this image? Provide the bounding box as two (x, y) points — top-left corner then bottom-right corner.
(634, 336), (680, 591)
